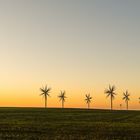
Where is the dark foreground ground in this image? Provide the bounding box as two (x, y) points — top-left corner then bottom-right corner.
(0, 108), (139, 140)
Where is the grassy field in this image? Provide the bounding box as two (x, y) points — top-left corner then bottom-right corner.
(0, 108), (139, 140)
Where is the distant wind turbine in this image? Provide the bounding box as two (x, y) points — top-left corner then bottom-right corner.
(40, 85), (51, 108)
(58, 91), (67, 108)
(123, 90), (130, 110)
(85, 94), (92, 109)
(105, 85), (117, 110)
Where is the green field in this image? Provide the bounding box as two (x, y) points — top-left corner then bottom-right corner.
(0, 108), (139, 140)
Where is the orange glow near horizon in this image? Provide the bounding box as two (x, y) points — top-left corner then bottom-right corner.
(0, 84), (139, 110)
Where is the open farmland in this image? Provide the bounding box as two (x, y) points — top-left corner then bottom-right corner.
(0, 108), (139, 140)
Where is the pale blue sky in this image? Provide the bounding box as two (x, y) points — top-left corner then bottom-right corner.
(0, 0), (140, 108)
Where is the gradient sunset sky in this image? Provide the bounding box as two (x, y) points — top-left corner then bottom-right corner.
(0, 0), (140, 109)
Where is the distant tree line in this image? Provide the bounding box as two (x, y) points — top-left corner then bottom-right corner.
(40, 85), (140, 110)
